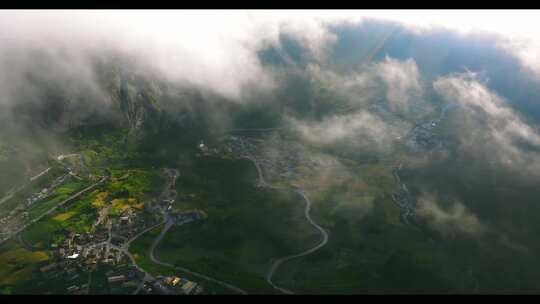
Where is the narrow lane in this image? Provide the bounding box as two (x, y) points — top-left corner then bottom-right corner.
(244, 152), (329, 294)
(266, 188), (328, 294)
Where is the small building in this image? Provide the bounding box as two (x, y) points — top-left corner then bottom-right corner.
(107, 275), (127, 284)
(181, 281), (197, 294)
(164, 276), (181, 287)
(171, 277), (181, 286)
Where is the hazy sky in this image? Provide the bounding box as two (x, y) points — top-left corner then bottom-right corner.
(1, 10), (539, 161)
(1, 10), (539, 100)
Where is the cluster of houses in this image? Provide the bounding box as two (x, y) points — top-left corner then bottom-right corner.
(0, 207), (25, 233)
(105, 267), (147, 294)
(209, 135), (328, 184)
(144, 276), (203, 295)
(39, 225), (146, 294)
(391, 167), (416, 225)
(39, 259), (85, 284)
(36, 207), (151, 293)
(406, 120), (442, 151)
(0, 169), (73, 241)
(40, 226), (147, 295)
(39, 258), (146, 295)
(25, 163), (210, 295)
(112, 207), (160, 239)
(26, 171), (71, 206)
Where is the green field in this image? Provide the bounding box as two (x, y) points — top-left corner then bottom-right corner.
(134, 156), (319, 294)
(0, 241), (50, 294)
(129, 224), (238, 294)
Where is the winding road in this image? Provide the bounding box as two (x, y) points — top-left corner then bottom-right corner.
(148, 219), (248, 295)
(265, 188), (329, 294)
(245, 156), (270, 188)
(244, 153), (329, 294)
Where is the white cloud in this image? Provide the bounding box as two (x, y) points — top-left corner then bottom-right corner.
(368, 10), (540, 80)
(2, 10), (539, 101)
(306, 63), (380, 107)
(0, 10), (273, 100)
(0, 10), (348, 102)
(288, 110), (409, 154)
(307, 56), (428, 118)
(434, 72), (540, 175)
(290, 57), (425, 152)
(498, 36), (540, 79)
(375, 56), (423, 114)
(417, 194), (486, 237)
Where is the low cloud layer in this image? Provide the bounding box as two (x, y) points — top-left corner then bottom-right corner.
(434, 72), (540, 176)
(1, 10), (537, 109)
(2, 10), (540, 181)
(0, 10), (354, 103)
(375, 56), (424, 114)
(289, 56), (424, 154)
(289, 110), (404, 150)
(307, 56), (425, 115)
(417, 194), (486, 237)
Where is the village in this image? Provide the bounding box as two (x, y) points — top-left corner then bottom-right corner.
(391, 164), (416, 225)
(0, 167), (74, 243)
(0, 154), (95, 242)
(405, 119), (443, 152)
(3, 124), (445, 293)
(198, 134), (339, 188)
(4, 163), (207, 295)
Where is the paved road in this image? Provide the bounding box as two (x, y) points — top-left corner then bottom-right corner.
(0, 166), (52, 206)
(57, 153), (80, 161)
(110, 242), (155, 283)
(242, 149), (330, 294)
(123, 221), (165, 250)
(0, 186), (23, 206)
(265, 188), (329, 294)
(245, 156), (270, 188)
(30, 167), (52, 182)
